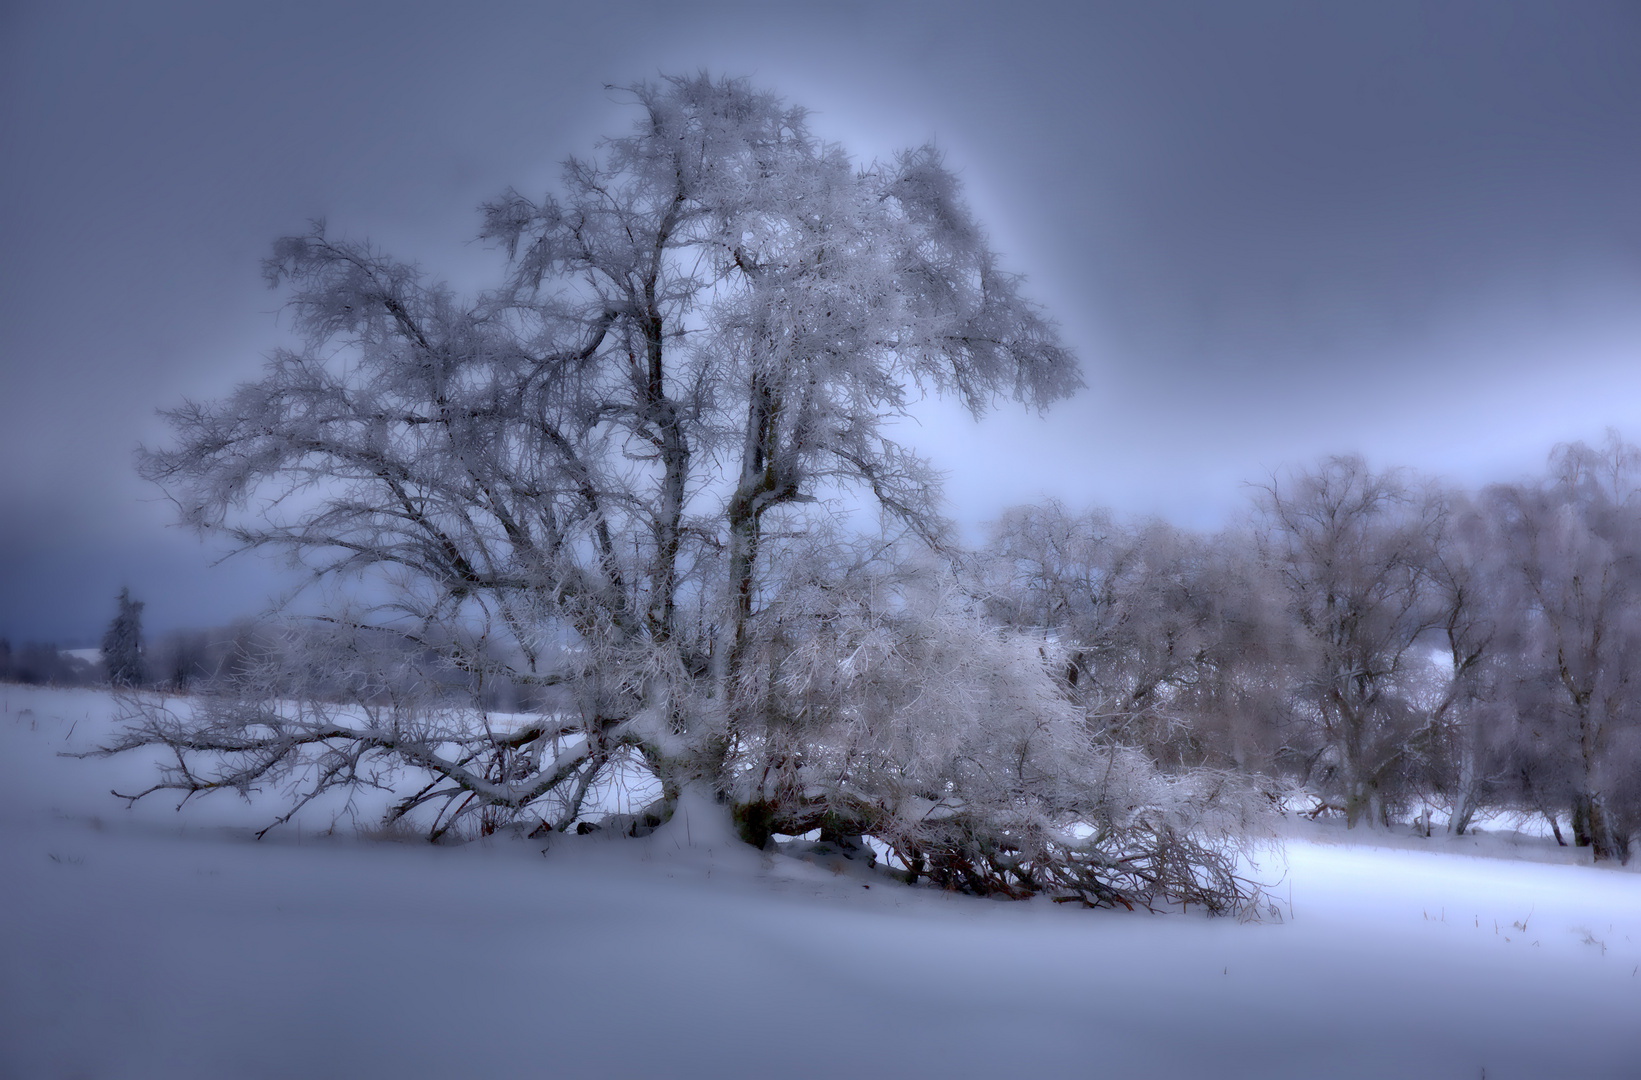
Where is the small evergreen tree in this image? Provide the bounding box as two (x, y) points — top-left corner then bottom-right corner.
(102, 588), (146, 687)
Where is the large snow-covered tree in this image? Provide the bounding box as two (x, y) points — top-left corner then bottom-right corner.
(95, 75), (1259, 909)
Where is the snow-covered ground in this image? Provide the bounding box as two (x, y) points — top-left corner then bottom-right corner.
(3, 685), (1637, 1079)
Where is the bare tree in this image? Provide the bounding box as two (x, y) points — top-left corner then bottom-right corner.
(984, 502), (1292, 773)
(147, 629), (217, 693)
(1256, 457), (1446, 827)
(1418, 490), (1517, 835)
(1485, 434), (1641, 862)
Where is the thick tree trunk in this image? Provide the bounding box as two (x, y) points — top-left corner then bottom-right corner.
(1572, 791), (1593, 848)
(646, 311), (689, 644)
(1338, 715), (1375, 829)
(1448, 788), (1480, 837)
(721, 374), (782, 688)
(1367, 789), (1386, 830)
(1574, 791), (1631, 863)
(1447, 728), (1481, 836)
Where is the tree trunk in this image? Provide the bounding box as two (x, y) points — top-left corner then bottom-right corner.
(1572, 791), (1594, 848)
(1447, 714), (1482, 835)
(1575, 792), (1631, 863)
(1338, 718), (1373, 829)
(1448, 787), (1480, 837)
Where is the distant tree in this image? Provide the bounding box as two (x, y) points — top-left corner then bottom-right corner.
(1255, 457), (1446, 828)
(982, 502), (1289, 772)
(1485, 435), (1641, 863)
(148, 629), (214, 692)
(1417, 490), (1517, 836)
(101, 588), (146, 688)
(0, 641), (97, 687)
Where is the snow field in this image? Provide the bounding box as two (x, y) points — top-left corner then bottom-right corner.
(2, 684), (1637, 1078)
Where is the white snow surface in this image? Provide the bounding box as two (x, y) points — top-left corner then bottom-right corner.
(2, 685), (1638, 1079)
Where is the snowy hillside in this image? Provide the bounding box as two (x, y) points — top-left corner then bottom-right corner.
(2, 684), (1637, 1079)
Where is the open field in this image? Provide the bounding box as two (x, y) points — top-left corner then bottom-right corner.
(3, 684), (1638, 1079)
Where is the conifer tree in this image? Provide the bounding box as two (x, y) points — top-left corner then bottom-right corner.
(102, 588), (146, 687)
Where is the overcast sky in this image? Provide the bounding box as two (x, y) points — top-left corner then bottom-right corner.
(3, 0), (1639, 642)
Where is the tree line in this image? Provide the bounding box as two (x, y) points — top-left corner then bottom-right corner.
(985, 438), (1641, 864)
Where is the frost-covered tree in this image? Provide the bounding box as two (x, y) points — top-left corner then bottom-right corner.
(147, 628), (216, 692)
(984, 503), (1184, 746)
(101, 588), (146, 688)
(1417, 490), (1517, 836)
(75, 78), (1175, 893)
(728, 539), (1261, 910)
(983, 502), (1290, 773)
(1485, 435), (1641, 862)
(95, 74), (1270, 909)
(1255, 457), (1446, 827)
